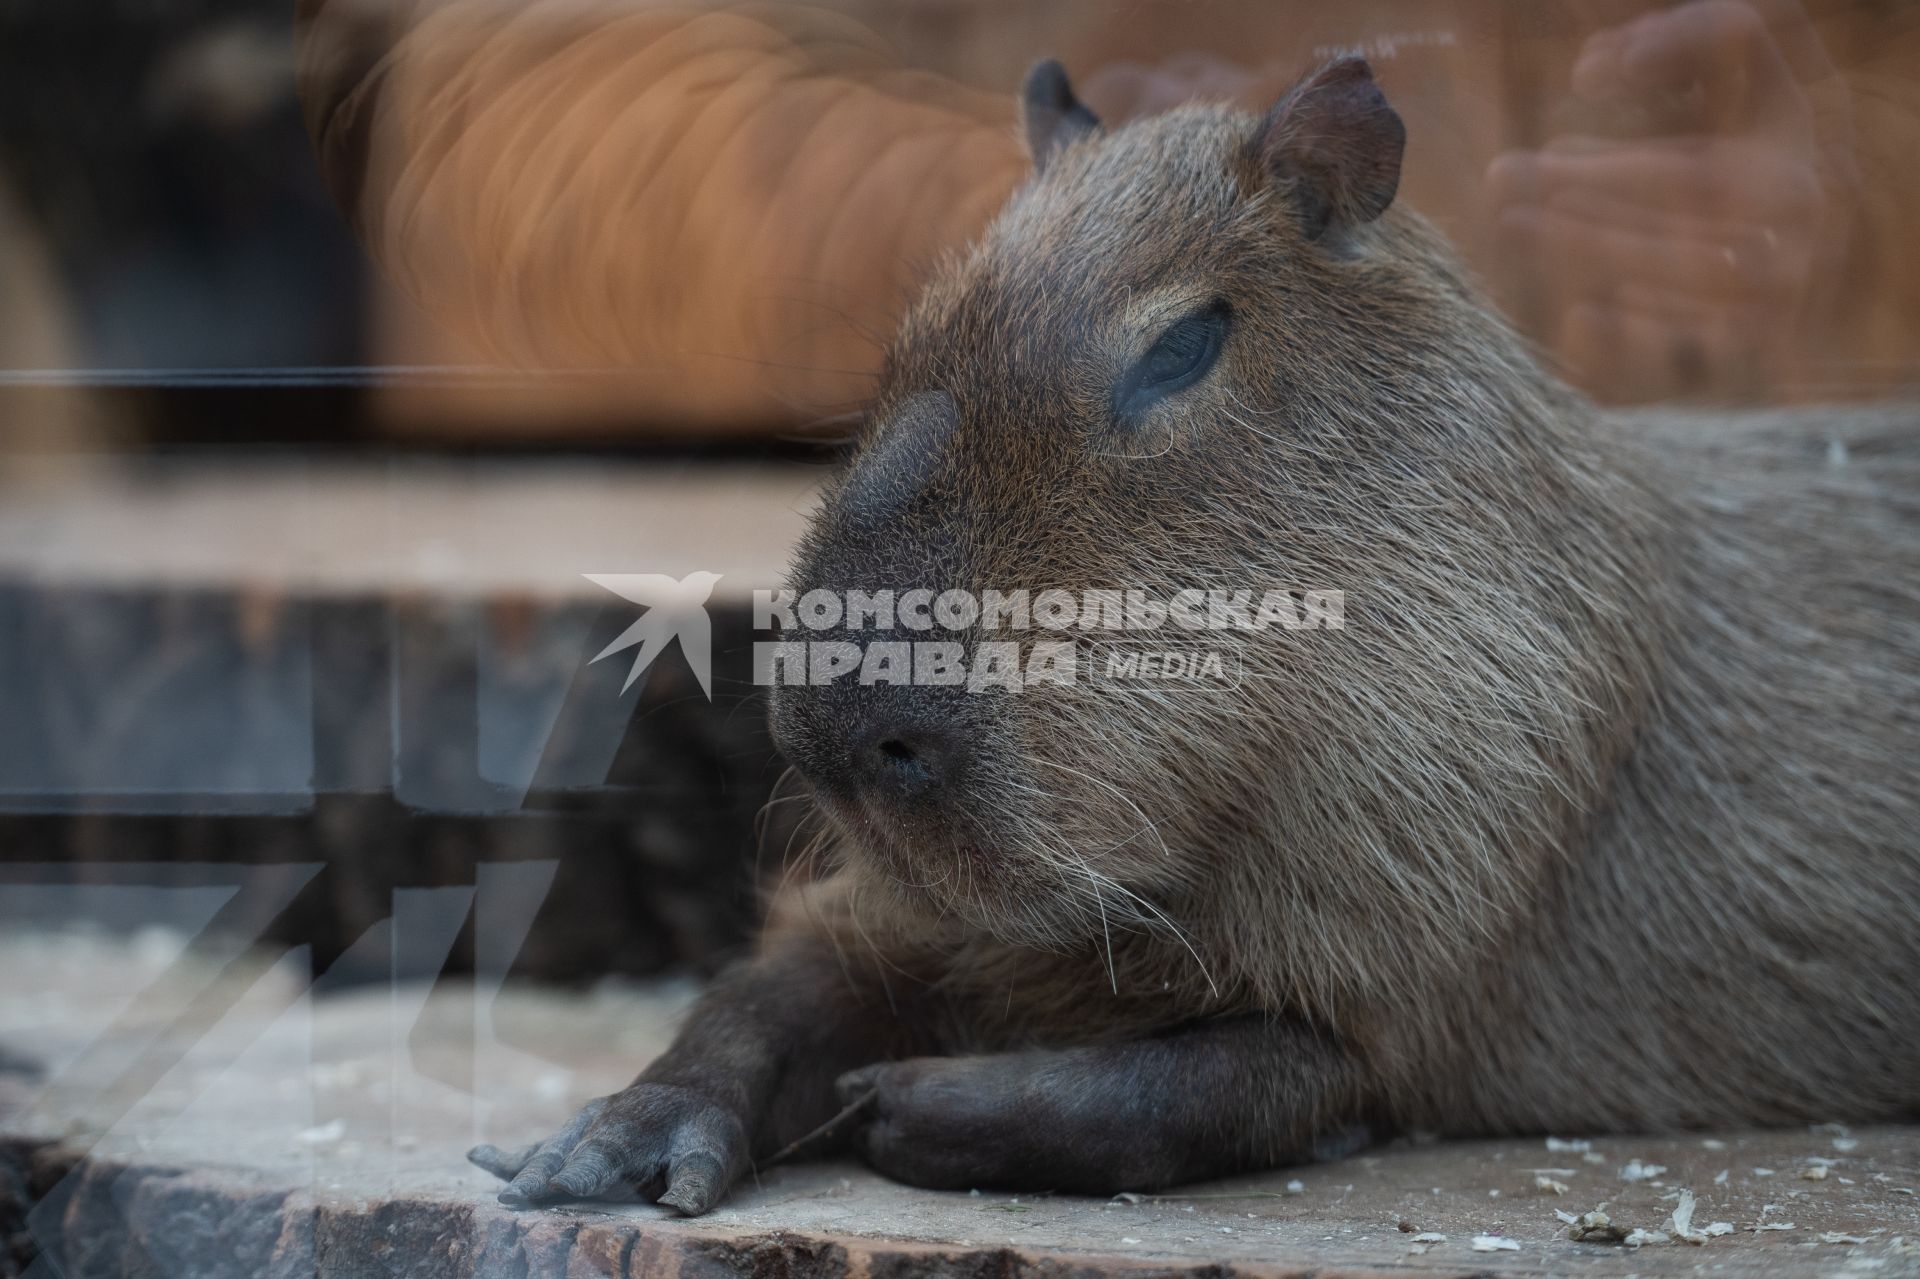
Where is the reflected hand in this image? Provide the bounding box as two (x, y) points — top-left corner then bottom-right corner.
(1488, 0), (1852, 400)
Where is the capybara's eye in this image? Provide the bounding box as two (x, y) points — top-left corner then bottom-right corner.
(1114, 300), (1230, 424)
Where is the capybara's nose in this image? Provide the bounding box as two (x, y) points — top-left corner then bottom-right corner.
(855, 718), (961, 802)
(770, 680), (978, 811)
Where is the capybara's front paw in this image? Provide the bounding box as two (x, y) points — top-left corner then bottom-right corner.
(468, 1083), (746, 1215)
(835, 1057), (1031, 1191)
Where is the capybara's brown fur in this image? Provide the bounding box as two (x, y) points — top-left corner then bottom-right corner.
(474, 57), (1919, 1214)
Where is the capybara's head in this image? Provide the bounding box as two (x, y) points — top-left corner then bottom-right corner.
(771, 59), (1651, 991)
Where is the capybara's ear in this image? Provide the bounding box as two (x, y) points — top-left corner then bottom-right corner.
(1020, 59), (1102, 172)
(1257, 58), (1405, 240)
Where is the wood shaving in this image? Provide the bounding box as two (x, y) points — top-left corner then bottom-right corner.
(1564, 1209), (1631, 1244)
(1820, 1232), (1867, 1245)
(1535, 1175), (1570, 1195)
(1756, 1222), (1796, 1232)
(295, 1119), (345, 1145)
(1411, 1231), (1447, 1243)
(1801, 1164), (1830, 1181)
(1660, 1191), (1735, 1246)
(1623, 1229), (1670, 1247)
(1546, 1137), (1591, 1152)
(1669, 1188), (1706, 1244)
(1471, 1235), (1521, 1251)
(1619, 1160), (1667, 1182)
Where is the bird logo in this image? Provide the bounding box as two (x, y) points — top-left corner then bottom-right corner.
(582, 572), (722, 698)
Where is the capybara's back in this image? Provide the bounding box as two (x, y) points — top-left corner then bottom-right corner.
(1380, 403), (1920, 1135)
